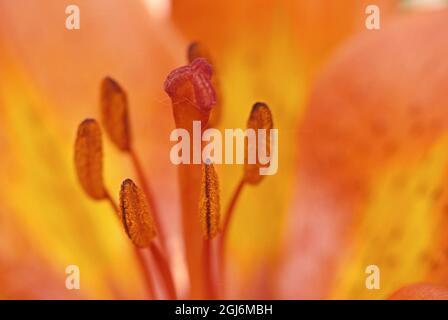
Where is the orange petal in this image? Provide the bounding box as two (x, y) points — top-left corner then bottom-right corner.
(389, 283), (448, 300)
(282, 9), (448, 299)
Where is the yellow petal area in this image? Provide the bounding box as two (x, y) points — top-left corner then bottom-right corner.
(332, 134), (448, 299)
(0, 49), (145, 299)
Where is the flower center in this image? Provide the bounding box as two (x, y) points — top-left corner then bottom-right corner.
(73, 42), (275, 299)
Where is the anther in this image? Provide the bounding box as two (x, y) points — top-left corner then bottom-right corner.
(119, 178), (157, 248)
(199, 162), (220, 240)
(100, 77), (131, 151)
(244, 102), (274, 185)
(74, 119), (106, 200)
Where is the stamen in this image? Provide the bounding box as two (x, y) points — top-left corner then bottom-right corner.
(104, 189), (155, 299)
(219, 103), (274, 289)
(133, 247), (156, 299)
(244, 102), (274, 185)
(199, 162), (219, 299)
(203, 239), (216, 299)
(128, 150), (167, 251)
(119, 179), (177, 299)
(199, 162), (220, 240)
(74, 119), (106, 200)
(101, 77), (166, 251)
(74, 123), (155, 299)
(221, 180), (245, 242)
(149, 242), (177, 299)
(100, 77), (131, 151)
(105, 190), (119, 215)
(119, 178), (157, 248)
(222, 102), (273, 235)
(218, 179), (244, 292)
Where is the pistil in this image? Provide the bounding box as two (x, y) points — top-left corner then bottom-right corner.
(187, 42), (221, 126)
(164, 58), (217, 298)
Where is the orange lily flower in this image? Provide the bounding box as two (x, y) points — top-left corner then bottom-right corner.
(2, 0), (447, 300)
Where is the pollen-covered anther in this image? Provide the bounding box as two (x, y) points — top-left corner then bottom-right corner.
(100, 77), (131, 151)
(244, 102), (274, 185)
(120, 179), (157, 248)
(199, 162), (220, 240)
(74, 119), (106, 200)
(164, 58), (216, 114)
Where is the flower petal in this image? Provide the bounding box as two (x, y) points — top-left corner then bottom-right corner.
(389, 283), (448, 300)
(283, 9), (448, 299)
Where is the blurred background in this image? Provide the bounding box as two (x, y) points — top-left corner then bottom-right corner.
(0, 0), (448, 299)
